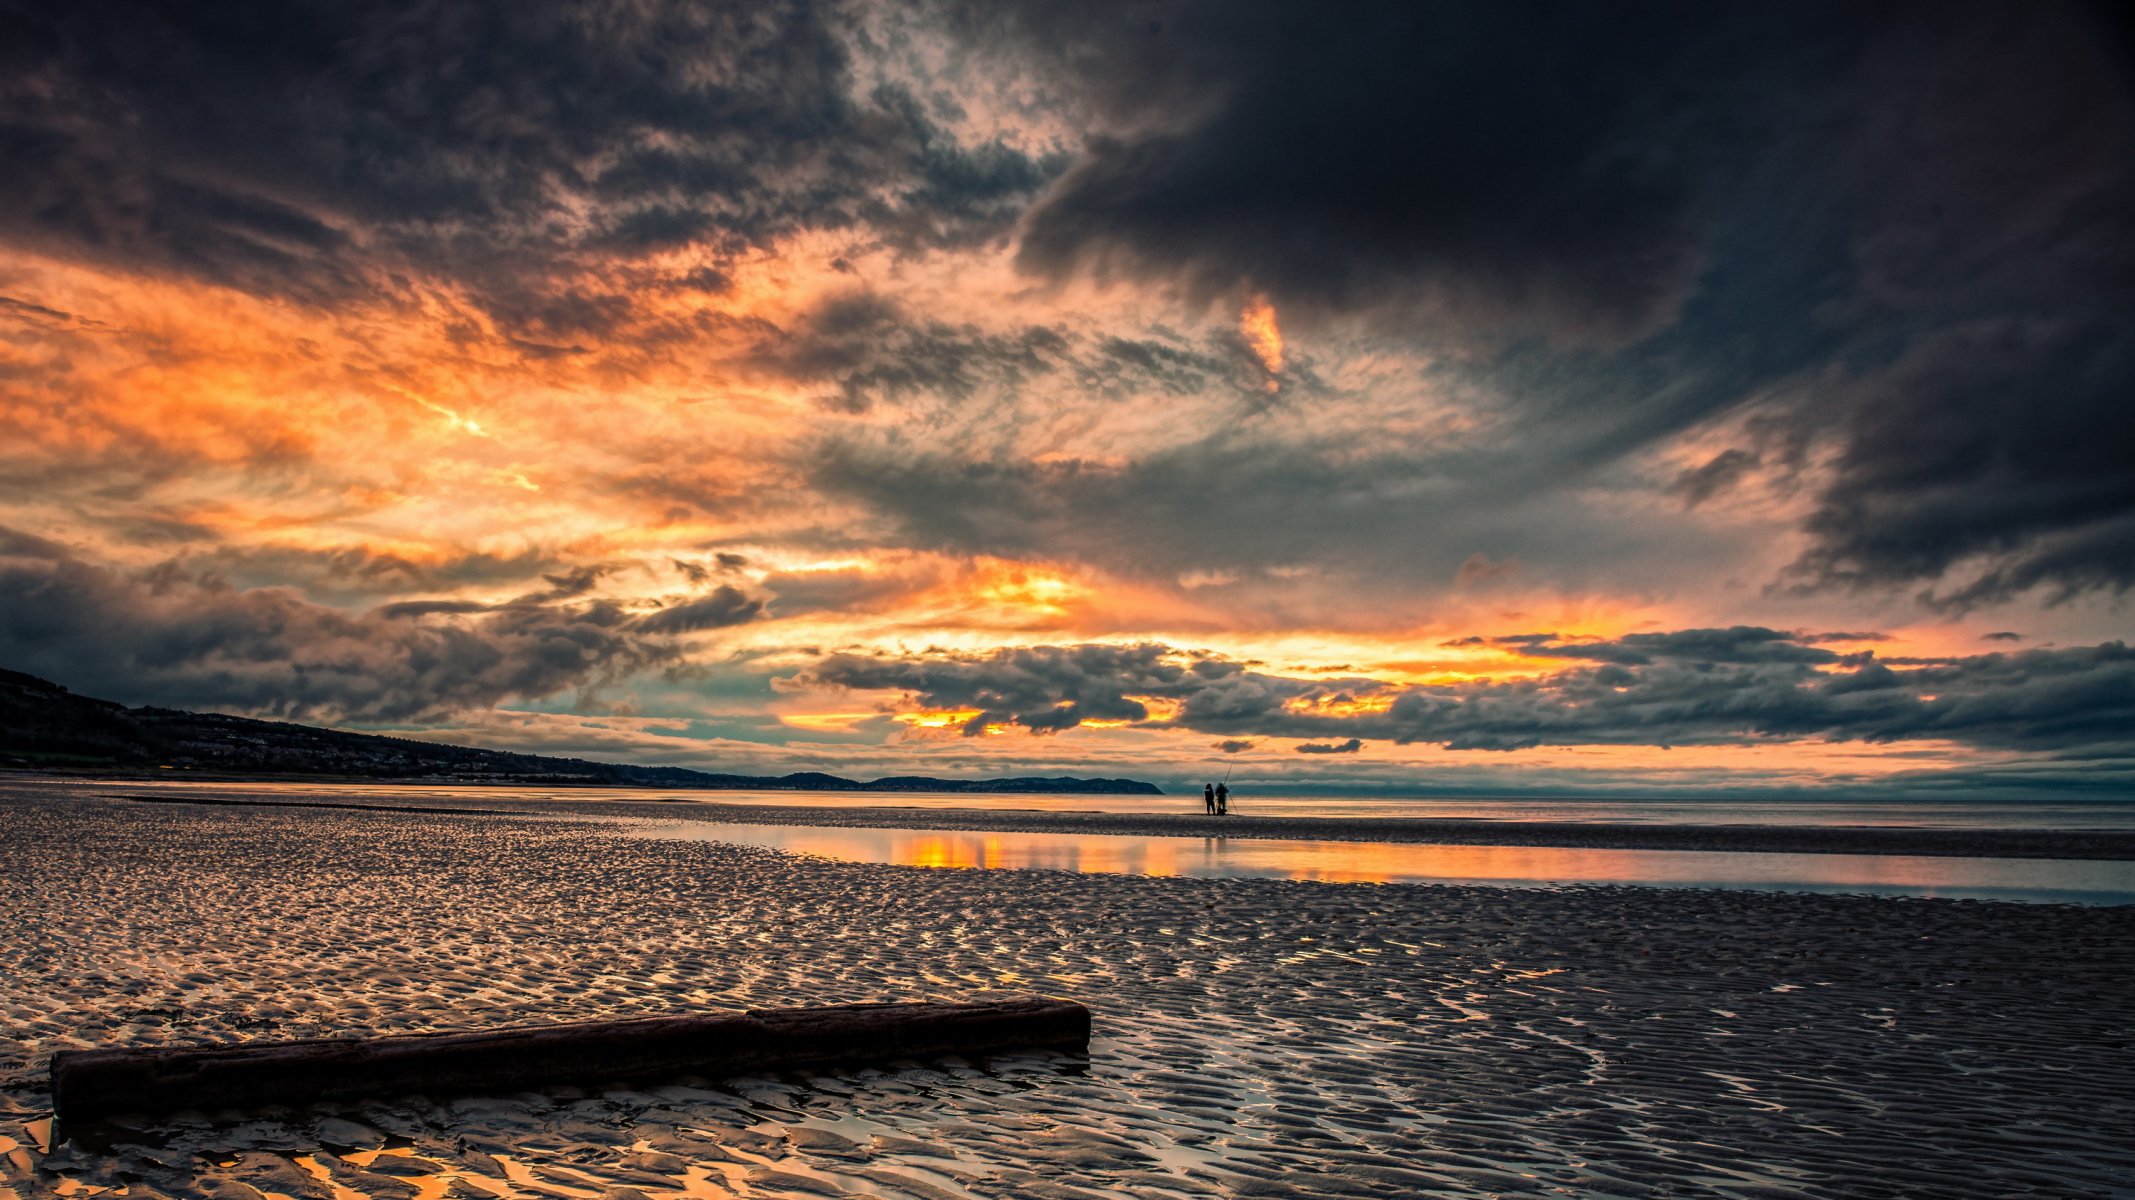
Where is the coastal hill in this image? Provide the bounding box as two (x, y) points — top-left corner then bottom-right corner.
(0, 668), (1163, 795)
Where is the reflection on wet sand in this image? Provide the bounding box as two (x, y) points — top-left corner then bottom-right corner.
(634, 822), (2135, 904)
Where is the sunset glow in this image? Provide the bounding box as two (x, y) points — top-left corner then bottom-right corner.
(3, 0), (2129, 799)
(1241, 295), (1285, 385)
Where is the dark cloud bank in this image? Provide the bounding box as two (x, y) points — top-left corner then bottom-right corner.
(0, 531), (759, 722)
(7, 517), (2130, 774)
(905, 0), (2134, 609)
(0, 0), (1056, 334)
(6, 1), (2129, 609)
(753, 289), (1279, 416)
(798, 631), (2135, 757)
(984, 2), (1747, 347)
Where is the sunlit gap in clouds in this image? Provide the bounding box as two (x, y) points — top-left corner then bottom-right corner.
(1240, 294), (1284, 389)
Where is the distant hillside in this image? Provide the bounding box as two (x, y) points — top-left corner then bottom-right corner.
(0, 668), (1163, 795)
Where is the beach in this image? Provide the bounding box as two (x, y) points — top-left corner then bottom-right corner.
(96, 780), (2135, 860)
(3, 781), (2132, 1198)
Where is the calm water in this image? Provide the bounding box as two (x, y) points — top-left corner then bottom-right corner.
(633, 821), (2135, 905)
(682, 791), (2135, 830)
(87, 777), (2135, 831)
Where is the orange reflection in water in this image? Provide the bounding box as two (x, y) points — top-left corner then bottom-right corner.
(634, 822), (2135, 903)
(893, 831), (1188, 876)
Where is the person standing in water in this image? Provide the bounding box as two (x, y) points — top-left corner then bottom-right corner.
(1203, 783), (1216, 814)
(1215, 781), (1229, 815)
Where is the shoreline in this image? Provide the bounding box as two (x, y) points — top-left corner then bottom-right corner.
(78, 782), (2135, 860)
(621, 802), (2135, 861)
(0, 765), (1163, 795)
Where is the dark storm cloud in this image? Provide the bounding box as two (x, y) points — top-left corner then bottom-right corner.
(811, 15), (2117, 602)
(521, 566), (612, 603)
(0, 531), (710, 721)
(0, 0), (1054, 327)
(760, 561), (949, 617)
(803, 433), (1678, 590)
(1780, 318), (2135, 608)
(1704, 6), (2131, 606)
(797, 630), (2135, 755)
(178, 544), (587, 608)
(373, 571), (766, 637)
(797, 642), (1241, 737)
(0, 526), (71, 560)
(671, 554), (753, 586)
(966, 1), (1821, 345)
(8, 0), (2131, 616)
(755, 292), (1072, 414)
(808, 439), (1413, 574)
(754, 290), (1278, 414)
(1505, 627), (1843, 667)
(934, 1), (2135, 606)
(635, 586), (764, 634)
(1669, 449), (1760, 509)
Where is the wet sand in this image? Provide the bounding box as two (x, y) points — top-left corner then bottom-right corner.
(3, 783), (2133, 1198)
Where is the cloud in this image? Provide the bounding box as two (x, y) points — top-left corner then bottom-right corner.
(1780, 318), (2135, 608)
(1296, 738), (1363, 755)
(635, 586), (765, 634)
(798, 407), (1768, 620)
(796, 629), (2135, 756)
(1501, 627), (1842, 667)
(2, 0), (2130, 804)
(752, 292), (1074, 414)
(977, 1), (1774, 346)
(1691, 8), (2135, 608)
(1669, 449), (1761, 508)
(1, 0), (1055, 332)
(745, 288), (1285, 426)
(1453, 553), (1518, 587)
(0, 526), (70, 560)
(0, 531), (686, 722)
(798, 642), (1215, 736)
(375, 578), (765, 638)
(762, 560), (944, 617)
(804, 438), (1460, 577)
(964, 1), (2135, 609)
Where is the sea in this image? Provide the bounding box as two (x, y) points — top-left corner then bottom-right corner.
(641, 787), (2135, 831)
(61, 778), (2135, 905)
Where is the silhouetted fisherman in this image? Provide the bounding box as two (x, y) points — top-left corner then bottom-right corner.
(1203, 783), (1216, 814)
(1215, 781), (1229, 815)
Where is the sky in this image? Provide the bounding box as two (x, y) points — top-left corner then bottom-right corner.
(3, 1), (2132, 798)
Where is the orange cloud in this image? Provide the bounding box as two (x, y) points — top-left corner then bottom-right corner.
(1240, 294), (1283, 385)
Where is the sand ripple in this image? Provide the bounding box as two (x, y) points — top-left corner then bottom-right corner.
(1, 782), (2131, 1199)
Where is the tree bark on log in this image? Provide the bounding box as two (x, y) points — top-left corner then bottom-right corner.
(50, 996), (1089, 1128)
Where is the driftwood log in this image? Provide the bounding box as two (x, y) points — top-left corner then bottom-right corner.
(50, 996), (1089, 1127)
